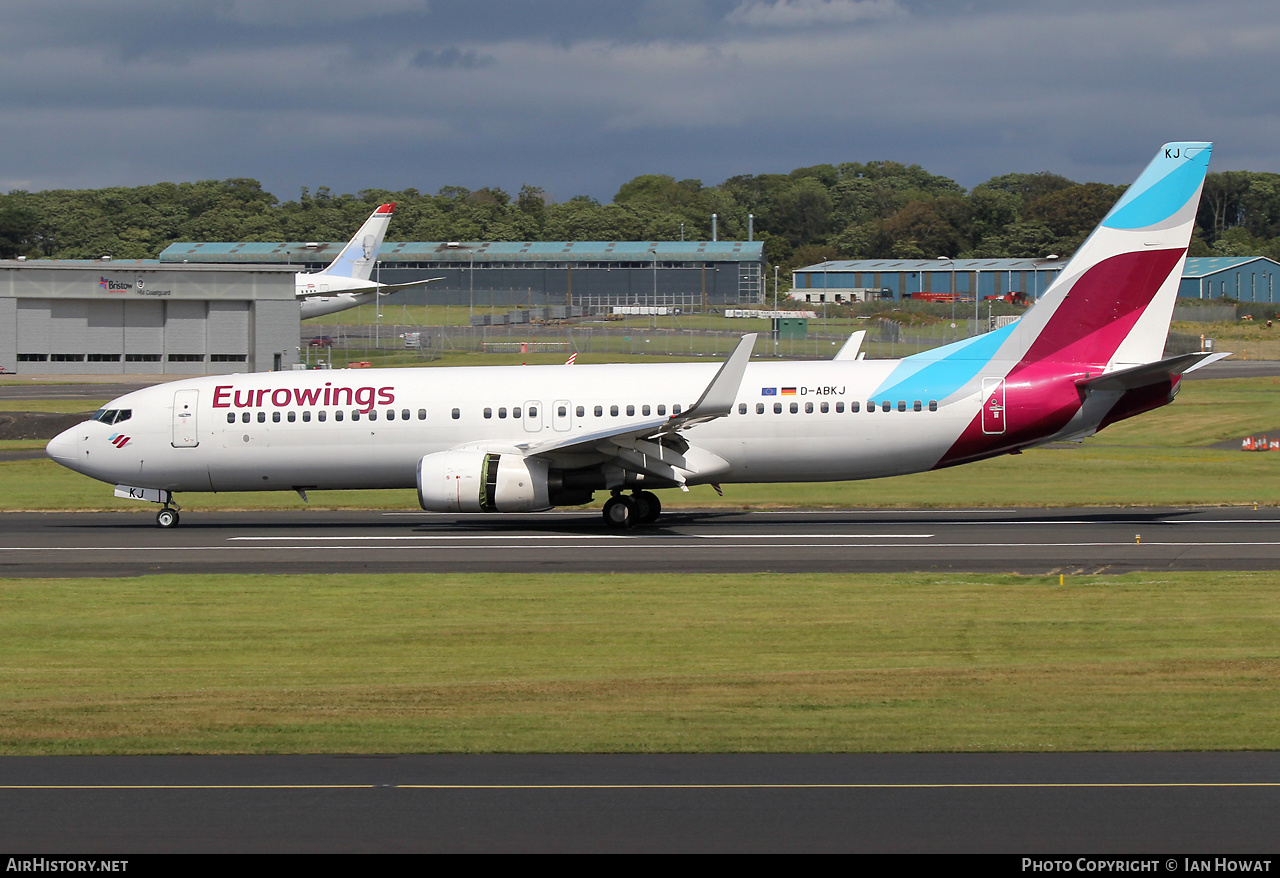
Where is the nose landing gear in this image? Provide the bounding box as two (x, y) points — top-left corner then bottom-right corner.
(155, 497), (182, 528)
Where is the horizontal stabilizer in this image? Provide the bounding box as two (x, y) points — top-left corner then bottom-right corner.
(1076, 351), (1229, 393)
(295, 277), (442, 299)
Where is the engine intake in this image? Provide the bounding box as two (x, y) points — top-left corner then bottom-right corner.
(416, 450), (552, 513)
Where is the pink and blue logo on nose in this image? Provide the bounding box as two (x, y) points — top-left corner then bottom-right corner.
(108, 434), (131, 448)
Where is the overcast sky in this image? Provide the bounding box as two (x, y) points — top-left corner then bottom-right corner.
(2, 0), (1277, 203)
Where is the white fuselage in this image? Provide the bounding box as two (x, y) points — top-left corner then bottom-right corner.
(47, 359), (989, 495)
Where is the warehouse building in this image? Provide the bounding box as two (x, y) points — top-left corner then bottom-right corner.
(791, 258), (1066, 303)
(159, 240), (767, 311)
(793, 255), (1280, 304)
(0, 260), (299, 375)
(1179, 257), (1280, 302)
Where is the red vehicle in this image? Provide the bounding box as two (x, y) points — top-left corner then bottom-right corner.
(308, 336), (334, 348)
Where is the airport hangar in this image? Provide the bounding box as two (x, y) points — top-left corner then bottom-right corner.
(160, 240), (768, 313)
(0, 260), (300, 376)
(791, 256), (1280, 304)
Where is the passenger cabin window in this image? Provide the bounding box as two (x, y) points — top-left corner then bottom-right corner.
(272, 412), (281, 423)
(774, 403), (782, 414)
(836, 402), (844, 413)
(657, 405), (666, 416)
(418, 409), (427, 420)
(451, 408), (460, 419)
(756, 403), (765, 414)
(738, 403), (747, 415)
(335, 411), (344, 422)
(484, 408), (493, 419)
(642, 405), (651, 416)
(595, 406), (603, 417)
(913, 401), (922, 412)
(241, 412), (251, 423)
(610, 405), (619, 417)
(576, 406), (585, 418)
(257, 412), (266, 423)
(303, 411), (312, 422)
(318, 411), (327, 422)
(527, 406), (536, 418)
(929, 400), (939, 412)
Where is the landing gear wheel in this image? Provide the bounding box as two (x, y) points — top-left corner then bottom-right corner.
(156, 508), (180, 529)
(633, 490), (661, 524)
(603, 495), (636, 529)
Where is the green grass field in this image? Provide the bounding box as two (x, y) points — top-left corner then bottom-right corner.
(1, 571), (1276, 754)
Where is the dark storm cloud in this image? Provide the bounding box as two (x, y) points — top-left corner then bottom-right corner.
(0, 0), (1276, 201)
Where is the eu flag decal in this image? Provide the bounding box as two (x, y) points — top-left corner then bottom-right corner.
(761, 387), (777, 396)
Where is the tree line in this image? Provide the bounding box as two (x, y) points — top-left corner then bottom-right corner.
(2, 164), (1278, 280)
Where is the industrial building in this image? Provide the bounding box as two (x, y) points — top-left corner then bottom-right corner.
(159, 240), (767, 312)
(793, 255), (1280, 304)
(0, 260), (299, 375)
(790, 258), (1066, 303)
(1179, 257), (1280, 302)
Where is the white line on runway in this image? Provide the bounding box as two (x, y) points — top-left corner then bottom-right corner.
(227, 533), (935, 541)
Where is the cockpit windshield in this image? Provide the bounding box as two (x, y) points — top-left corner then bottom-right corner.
(91, 409), (132, 425)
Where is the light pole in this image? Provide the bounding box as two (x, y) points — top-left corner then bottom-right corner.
(1032, 255), (1060, 301)
(649, 247), (658, 328)
(937, 257), (956, 334)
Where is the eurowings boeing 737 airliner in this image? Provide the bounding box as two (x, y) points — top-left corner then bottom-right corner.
(48, 143), (1220, 528)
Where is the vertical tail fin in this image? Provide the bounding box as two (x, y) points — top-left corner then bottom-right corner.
(1014, 142), (1212, 369)
(319, 203), (396, 280)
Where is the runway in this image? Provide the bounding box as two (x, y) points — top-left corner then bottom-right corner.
(3, 506), (1278, 578)
(3, 752), (1279, 853)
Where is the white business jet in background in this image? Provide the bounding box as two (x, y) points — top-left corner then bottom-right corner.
(49, 143), (1222, 529)
(295, 202), (438, 319)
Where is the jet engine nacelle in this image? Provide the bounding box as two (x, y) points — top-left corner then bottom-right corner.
(416, 450), (552, 513)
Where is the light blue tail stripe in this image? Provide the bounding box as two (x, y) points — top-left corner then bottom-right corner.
(1103, 144), (1212, 230)
(869, 321), (1018, 403)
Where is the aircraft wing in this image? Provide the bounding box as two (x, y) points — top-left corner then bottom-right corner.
(451, 334), (757, 488)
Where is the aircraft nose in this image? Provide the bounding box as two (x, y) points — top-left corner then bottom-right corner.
(46, 426), (81, 466)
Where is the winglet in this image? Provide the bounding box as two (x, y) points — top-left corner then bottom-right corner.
(673, 333), (756, 426)
(834, 331), (866, 361)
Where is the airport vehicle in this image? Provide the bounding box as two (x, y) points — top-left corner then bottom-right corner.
(295, 203), (438, 319)
(48, 143), (1220, 529)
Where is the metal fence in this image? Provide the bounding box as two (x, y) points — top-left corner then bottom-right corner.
(302, 321), (1279, 364)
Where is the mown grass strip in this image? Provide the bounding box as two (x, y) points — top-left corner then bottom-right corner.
(0, 571), (1277, 755)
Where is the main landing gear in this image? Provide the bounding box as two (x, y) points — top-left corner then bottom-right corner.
(602, 490), (662, 529)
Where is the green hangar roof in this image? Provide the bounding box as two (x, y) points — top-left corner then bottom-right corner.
(159, 240), (766, 265)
